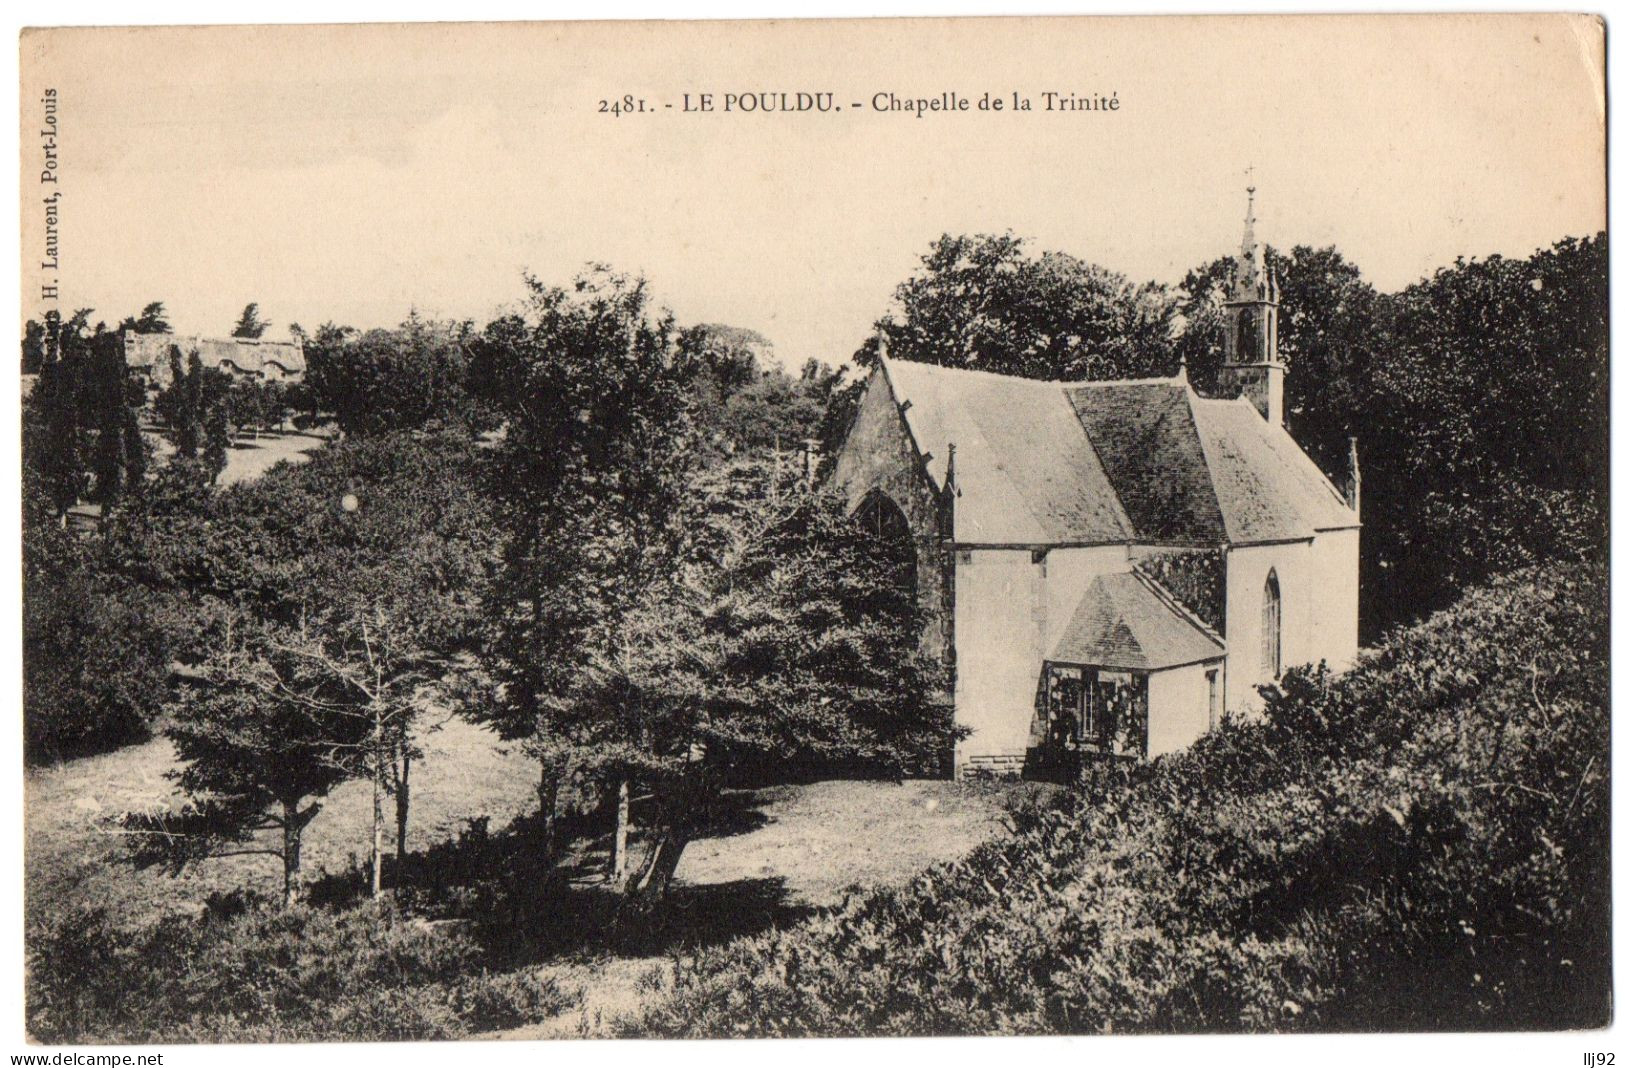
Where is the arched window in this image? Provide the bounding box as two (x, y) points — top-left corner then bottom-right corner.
(1261, 569), (1282, 679)
(855, 491), (917, 602)
(1236, 306), (1258, 362)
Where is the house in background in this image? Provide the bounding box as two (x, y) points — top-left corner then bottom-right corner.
(832, 191), (1361, 777)
(123, 334), (307, 389)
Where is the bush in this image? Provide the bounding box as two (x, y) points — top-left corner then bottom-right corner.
(23, 558), (171, 764)
(27, 897), (579, 1043)
(625, 564), (1609, 1036)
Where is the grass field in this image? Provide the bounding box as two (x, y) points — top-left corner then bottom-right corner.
(142, 426), (328, 487)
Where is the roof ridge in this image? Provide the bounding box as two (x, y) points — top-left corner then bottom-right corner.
(883, 354), (1183, 391)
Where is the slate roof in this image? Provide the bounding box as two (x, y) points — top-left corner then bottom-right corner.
(1049, 571), (1225, 671)
(877, 357), (1357, 547)
(123, 334), (307, 376)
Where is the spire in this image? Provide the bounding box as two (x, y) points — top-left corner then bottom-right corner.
(1234, 175), (1263, 299)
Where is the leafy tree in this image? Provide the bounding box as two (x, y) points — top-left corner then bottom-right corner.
(232, 303), (270, 339)
(306, 314), (480, 437)
(117, 617), (374, 905)
(120, 301), (172, 335)
(154, 349), (236, 481)
(225, 378), (290, 438)
(679, 323), (773, 401)
(688, 356), (846, 462)
(474, 267), (701, 858)
(21, 318), (47, 373)
(292, 321), (354, 425)
(112, 432), (499, 899)
(23, 322), (146, 516)
(1358, 234), (1606, 628)
(866, 233), (1178, 381)
(563, 460), (959, 907)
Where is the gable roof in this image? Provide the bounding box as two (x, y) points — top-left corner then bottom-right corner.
(875, 357), (1356, 547)
(882, 358), (1132, 544)
(123, 334), (307, 376)
(1049, 571), (1225, 671)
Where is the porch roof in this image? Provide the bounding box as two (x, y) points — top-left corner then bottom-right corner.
(1049, 571), (1225, 672)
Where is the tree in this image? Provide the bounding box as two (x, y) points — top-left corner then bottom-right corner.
(292, 321), (355, 425)
(22, 318), (47, 373)
(232, 303), (270, 339)
(272, 432), (500, 893)
(563, 460), (960, 908)
(112, 431), (499, 900)
(154, 350), (235, 482)
(474, 267), (701, 861)
(23, 320), (147, 516)
(678, 323), (772, 402)
(116, 617), (373, 905)
(867, 233), (1178, 381)
(306, 314), (481, 437)
(1358, 234), (1606, 629)
(120, 301), (172, 335)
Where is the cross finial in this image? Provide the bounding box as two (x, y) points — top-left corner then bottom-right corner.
(1245, 163), (1256, 196)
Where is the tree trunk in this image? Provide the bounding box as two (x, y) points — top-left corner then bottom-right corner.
(622, 831), (687, 907)
(609, 779), (630, 886)
(395, 743), (411, 877)
(281, 801), (310, 906)
(371, 757), (385, 897)
(537, 765), (560, 863)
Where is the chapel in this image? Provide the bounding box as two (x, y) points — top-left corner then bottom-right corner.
(831, 190), (1361, 776)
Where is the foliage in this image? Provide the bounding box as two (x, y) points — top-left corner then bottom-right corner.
(113, 432), (502, 899)
(23, 471), (171, 763)
(864, 233), (1178, 381)
(305, 313), (485, 436)
(474, 267), (701, 748)
(232, 302), (270, 339)
(23, 325), (146, 512)
(116, 618), (375, 902)
(1133, 549), (1226, 633)
(21, 323), (167, 763)
(120, 301), (173, 335)
(1358, 234), (1607, 629)
(27, 898), (578, 1043)
(153, 348), (236, 482)
(556, 459), (962, 903)
(691, 358), (845, 461)
(227, 377), (291, 436)
(626, 564), (1608, 1035)
(679, 322), (774, 401)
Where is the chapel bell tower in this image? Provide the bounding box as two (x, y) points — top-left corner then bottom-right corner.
(1220, 183), (1286, 426)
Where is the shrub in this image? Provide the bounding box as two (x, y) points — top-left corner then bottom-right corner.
(625, 564), (1609, 1036)
(27, 897), (579, 1043)
(23, 562), (171, 764)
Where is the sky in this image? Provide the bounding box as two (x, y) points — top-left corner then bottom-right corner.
(19, 15), (1606, 370)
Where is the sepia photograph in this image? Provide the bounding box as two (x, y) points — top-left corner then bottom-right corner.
(12, 10), (1611, 1054)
